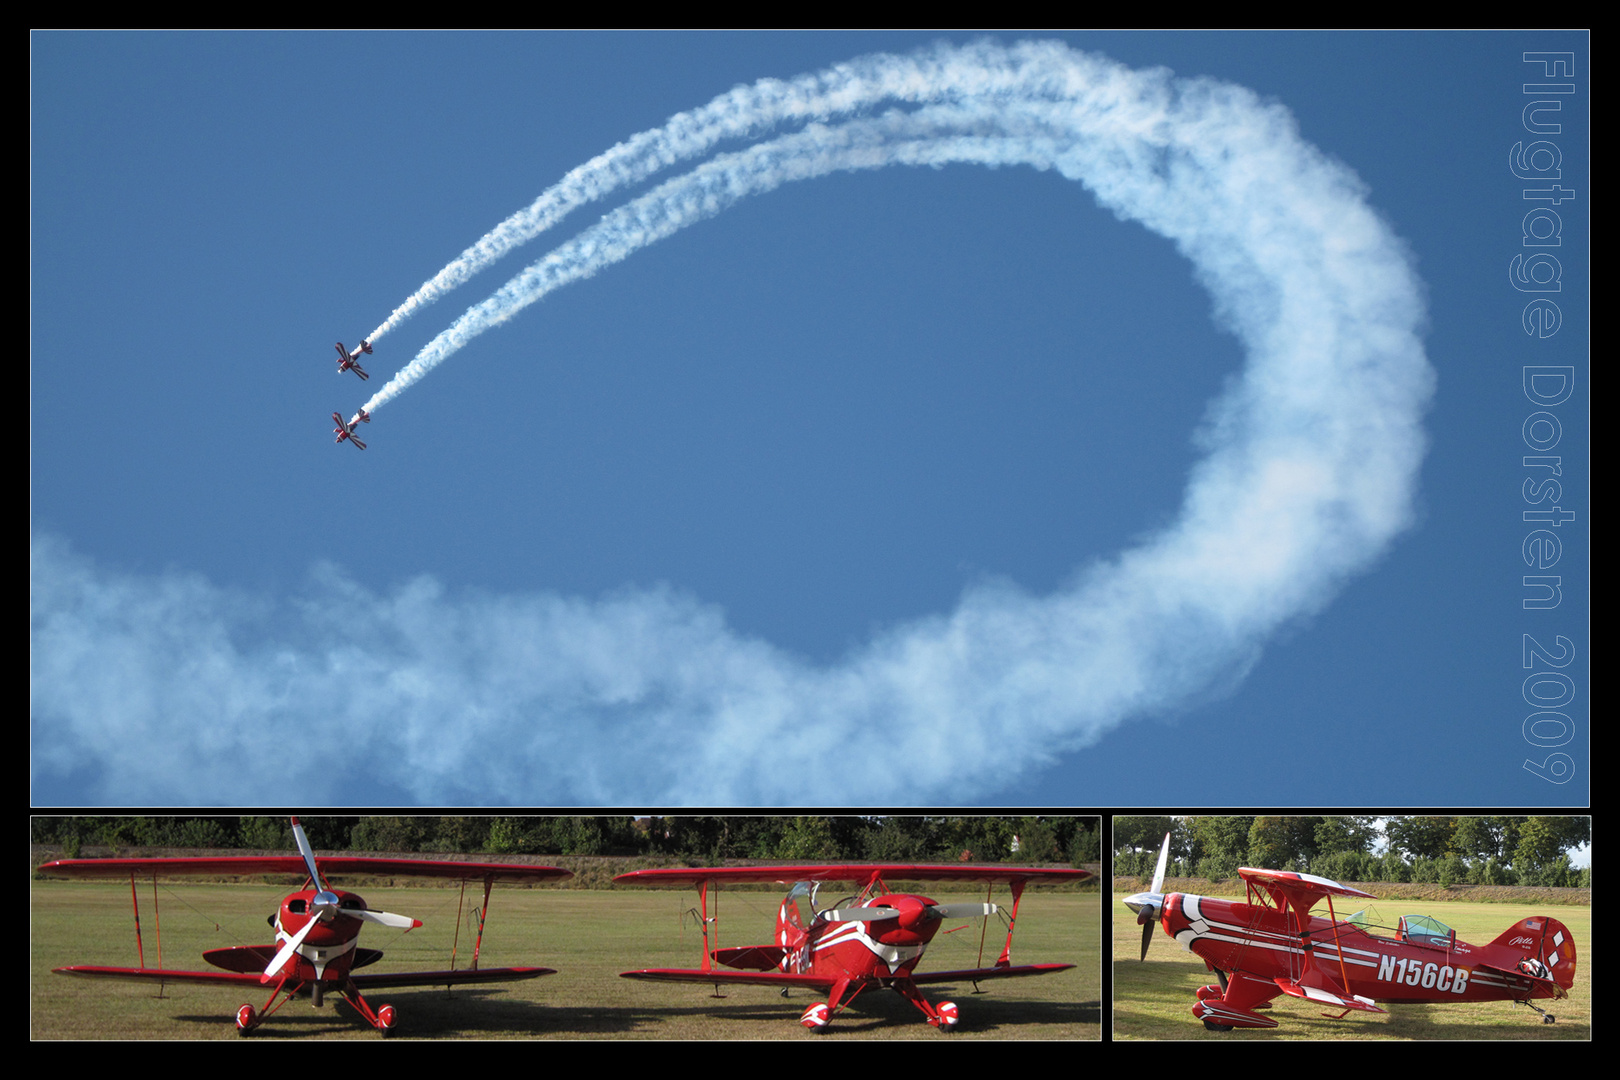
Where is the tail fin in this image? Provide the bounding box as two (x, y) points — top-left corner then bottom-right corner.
(1489, 916), (1577, 992)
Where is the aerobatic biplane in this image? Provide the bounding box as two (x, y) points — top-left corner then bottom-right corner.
(616, 863), (1089, 1031)
(334, 340), (372, 380)
(332, 408), (370, 449)
(41, 817), (572, 1036)
(1123, 833), (1578, 1031)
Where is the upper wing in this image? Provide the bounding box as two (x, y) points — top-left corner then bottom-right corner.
(615, 864), (1090, 888)
(38, 856), (572, 885)
(1238, 868), (1373, 924)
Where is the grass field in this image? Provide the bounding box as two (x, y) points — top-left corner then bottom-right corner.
(32, 880), (1098, 1040)
(1111, 892), (1590, 1040)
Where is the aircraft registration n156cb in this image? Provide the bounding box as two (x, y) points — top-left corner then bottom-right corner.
(616, 863), (1089, 1032)
(1124, 833), (1577, 1031)
(41, 817), (572, 1036)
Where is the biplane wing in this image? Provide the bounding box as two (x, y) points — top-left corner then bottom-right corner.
(615, 864), (1091, 887)
(1237, 868), (1374, 925)
(621, 968), (840, 990)
(907, 963), (1076, 984)
(38, 856), (573, 884)
(54, 963), (557, 989)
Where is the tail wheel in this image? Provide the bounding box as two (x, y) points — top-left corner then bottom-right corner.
(377, 1004), (397, 1036)
(935, 1000), (959, 1029)
(235, 1004), (258, 1035)
(800, 1002), (830, 1030)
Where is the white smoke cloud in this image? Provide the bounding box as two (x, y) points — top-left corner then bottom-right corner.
(31, 42), (1432, 806)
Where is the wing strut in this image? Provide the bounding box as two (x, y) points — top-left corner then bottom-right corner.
(975, 881), (995, 969)
(124, 870), (170, 986)
(470, 874), (495, 971)
(996, 879), (1027, 966)
(127, 871), (146, 969)
(1323, 892), (1359, 1018)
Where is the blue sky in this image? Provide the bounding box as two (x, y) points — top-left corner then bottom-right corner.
(32, 32), (1588, 808)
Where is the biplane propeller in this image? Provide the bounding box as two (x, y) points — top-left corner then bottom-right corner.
(616, 863), (1089, 1032)
(42, 816), (572, 1036)
(1125, 833), (1578, 1031)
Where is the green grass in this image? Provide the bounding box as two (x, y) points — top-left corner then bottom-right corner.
(33, 880), (1097, 1040)
(1112, 892), (1590, 1040)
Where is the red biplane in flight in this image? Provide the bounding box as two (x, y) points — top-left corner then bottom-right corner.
(332, 408), (370, 449)
(616, 863), (1089, 1032)
(1124, 833), (1577, 1031)
(41, 817), (572, 1035)
(334, 340), (372, 380)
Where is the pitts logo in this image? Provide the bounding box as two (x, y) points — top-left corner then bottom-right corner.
(1508, 935), (1537, 948)
(1376, 955), (1471, 993)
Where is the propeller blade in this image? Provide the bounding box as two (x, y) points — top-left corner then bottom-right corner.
(262, 917), (318, 983)
(928, 903), (998, 920)
(1149, 830), (1171, 896)
(290, 817), (324, 892)
(822, 907), (903, 922)
(350, 908), (423, 930)
(1124, 830), (1174, 962)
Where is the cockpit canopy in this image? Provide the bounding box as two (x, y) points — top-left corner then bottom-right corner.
(1398, 913), (1455, 947)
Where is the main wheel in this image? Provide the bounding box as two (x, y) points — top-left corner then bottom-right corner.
(235, 1004), (258, 1035)
(800, 1002), (830, 1030)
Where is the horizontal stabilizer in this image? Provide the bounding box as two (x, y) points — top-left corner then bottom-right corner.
(712, 945), (787, 971)
(204, 945), (384, 973)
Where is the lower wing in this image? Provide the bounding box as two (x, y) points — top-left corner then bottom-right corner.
(349, 967), (556, 990)
(55, 964), (555, 990)
(621, 968), (838, 991)
(908, 963), (1075, 985)
(55, 966), (262, 988)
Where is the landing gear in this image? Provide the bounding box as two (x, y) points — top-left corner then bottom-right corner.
(800, 1002), (831, 1030)
(1202, 1018), (1234, 1032)
(235, 1004), (259, 1035)
(1520, 999), (1557, 1024)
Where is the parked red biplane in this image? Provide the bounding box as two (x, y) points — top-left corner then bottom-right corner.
(332, 408), (370, 449)
(1124, 833), (1577, 1031)
(334, 340), (371, 380)
(41, 817), (572, 1035)
(616, 864), (1089, 1032)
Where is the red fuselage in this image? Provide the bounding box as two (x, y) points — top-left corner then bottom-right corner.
(780, 893), (945, 982)
(272, 888), (370, 984)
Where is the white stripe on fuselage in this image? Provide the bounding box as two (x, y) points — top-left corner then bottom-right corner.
(813, 920), (925, 973)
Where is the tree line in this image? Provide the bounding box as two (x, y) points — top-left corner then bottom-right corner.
(33, 815), (1099, 868)
(1113, 816), (1590, 888)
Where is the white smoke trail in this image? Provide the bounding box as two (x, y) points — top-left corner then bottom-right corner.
(32, 42), (1432, 805)
(362, 40), (1079, 344)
